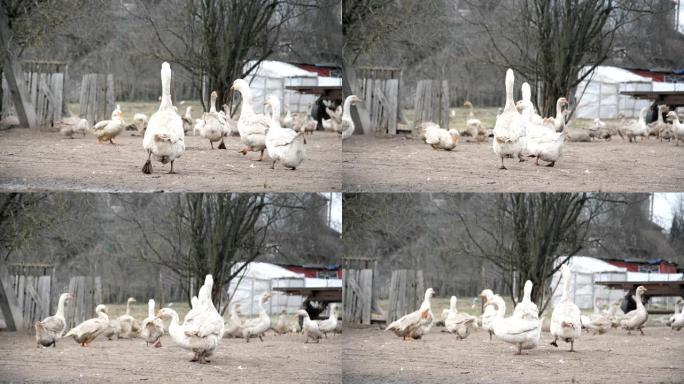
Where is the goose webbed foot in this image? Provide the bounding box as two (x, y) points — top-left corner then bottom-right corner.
(550, 339), (558, 348)
(218, 140), (226, 149)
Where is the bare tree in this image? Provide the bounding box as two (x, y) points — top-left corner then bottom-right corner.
(0, 193), (62, 261)
(457, 193), (624, 313)
(133, 0), (320, 109)
(464, 0), (658, 116)
(115, 193), (311, 309)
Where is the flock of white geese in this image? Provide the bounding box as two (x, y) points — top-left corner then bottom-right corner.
(34, 275), (340, 363)
(60, 62), (362, 173)
(385, 265), (684, 355)
(420, 68), (684, 169)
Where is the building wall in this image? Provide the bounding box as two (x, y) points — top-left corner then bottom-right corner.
(607, 260), (678, 273)
(284, 265), (343, 279)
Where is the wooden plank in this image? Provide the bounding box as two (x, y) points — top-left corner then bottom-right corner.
(360, 269), (373, 325)
(37, 276), (50, 320)
(94, 276), (102, 306)
(0, 266), (24, 330)
(440, 80), (450, 129)
(386, 79), (398, 135)
(17, 275), (25, 315)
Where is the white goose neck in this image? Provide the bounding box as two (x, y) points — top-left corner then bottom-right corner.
(269, 100), (281, 123)
(239, 88), (255, 116)
(635, 290), (645, 310)
(210, 94), (217, 113)
(504, 69), (515, 112)
(343, 96), (355, 120)
(56, 294), (67, 317)
(556, 99), (564, 120)
(148, 300), (155, 318)
(160, 64), (173, 110)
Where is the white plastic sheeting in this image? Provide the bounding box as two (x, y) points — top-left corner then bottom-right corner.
(550, 256), (683, 310)
(244, 60), (338, 114)
(227, 262), (304, 316)
(227, 262), (343, 316)
(574, 66), (653, 119)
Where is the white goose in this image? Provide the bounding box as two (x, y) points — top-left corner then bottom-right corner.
(513, 280), (539, 320)
(480, 289), (506, 341)
(64, 304), (110, 347)
(199, 91), (227, 149)
(423, 124), (460, 151)
(580, 298), (612, 335)
(550, 265), (582, 351)
(520, 83), (545, 126)
(142, 62), (185, 174)
(116, 297), (139, 339)
(181, 107), (193, 134)
(385, 288), (435, 340)
(272, 310), (291, 335)
(316, 304), (339, 337)
(492, 69), (524, 169)
(488, 280), (541, 355)
(223, 303), (244, 338)
(232, 79), (270, 161)
(666, 111), (684, 146)
(264, 95), (305, 170)
(668, 299), (684, 331)
(520, 101), (566, 167)
(542, 97), (569, 133)
(158, 275), (223, 363)
(339, 95), (362, 140)
(241, 292), (272, 342)
(296, 309), (323, 343)
(622, 107), (650, 143)
(444, 296), (478, 339)
(141, 299), (164, 347)
(34, 292), (72, 347)
(92, 109), (125, 144)
(620, 286), (648, 335)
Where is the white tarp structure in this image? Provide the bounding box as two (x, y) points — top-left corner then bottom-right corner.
(574, 66), (653, 119)
(244, 60), (340, 114)
(227, 262), (343, 316)
(227, 262), (304, 316)
(551, 256), (684, 310)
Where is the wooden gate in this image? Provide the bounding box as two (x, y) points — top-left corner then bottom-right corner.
(387, 269), (425, 323)
(79, 73), (115, 124)
(66, 276), (102, 328)
(1, 60), (67, 127)
(356, 67), (402, 135)
(0, 264), (53, 331)
(343, 268), (373, 325)
(414, 80), (449, 130)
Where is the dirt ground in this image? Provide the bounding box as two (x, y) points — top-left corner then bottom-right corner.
(342, 135), (684, 192)
(342, 325), (684, 384)
(0, 331), (341, 383)
(0, 128), (341, 192)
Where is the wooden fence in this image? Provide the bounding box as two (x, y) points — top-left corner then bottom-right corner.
(79, 73), (115, 125)
(343, 268), (373, 325)
(66, 276), (102, 328)
(356, 67), (402, 135)
(414, 79), (449, 130)
(1, 60), (67, 127)
(387, 269), (425, 323)
(0, 264), (54, 331)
